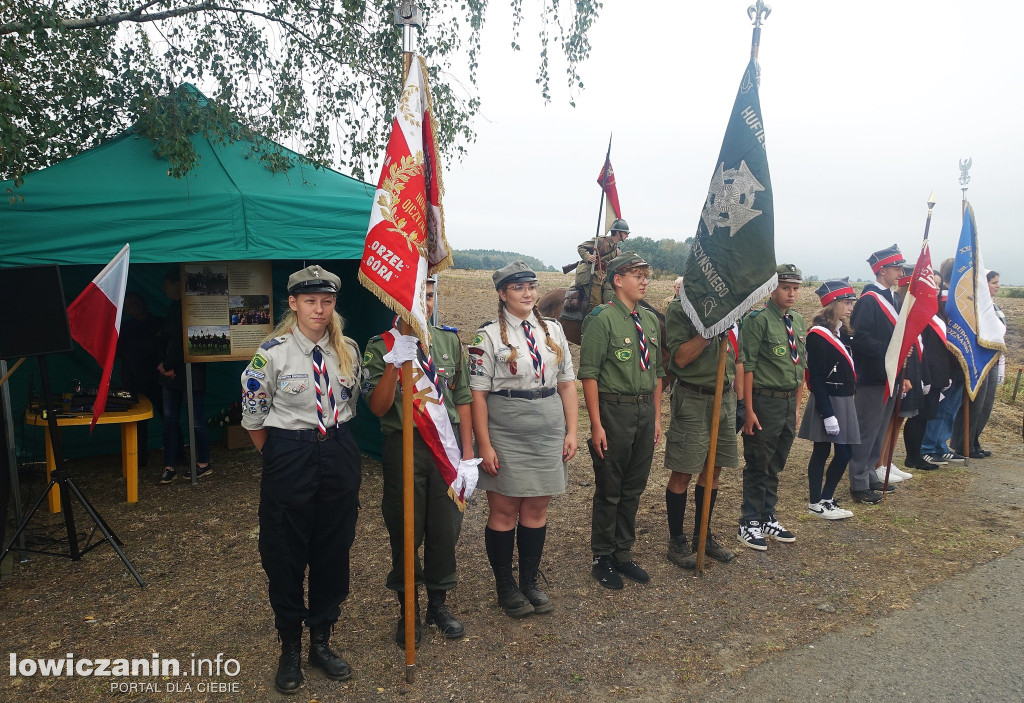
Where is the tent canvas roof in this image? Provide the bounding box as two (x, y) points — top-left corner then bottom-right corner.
(2, 98), (374, 266)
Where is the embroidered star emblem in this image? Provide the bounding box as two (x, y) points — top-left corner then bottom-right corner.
(700, 160), (765, 237)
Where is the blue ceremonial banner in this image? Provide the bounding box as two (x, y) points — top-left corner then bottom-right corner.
(945, 204), (1005, 400)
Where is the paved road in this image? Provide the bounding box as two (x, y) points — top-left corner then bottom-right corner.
(696, 447), (1024, 703)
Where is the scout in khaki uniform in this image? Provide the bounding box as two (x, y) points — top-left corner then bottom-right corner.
(579, 251), (664, 589)
(575, 218), (630, 309)
(469, 262), (578, 618)
(241, 265), (362, 694)
(363, 276), (473, 643)
(663, 295), (742, 569)
(737, 264), (807, 551)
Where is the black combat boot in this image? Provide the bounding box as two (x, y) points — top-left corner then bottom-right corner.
(425, 589), (465, 638)
(274, 628), (304, 695)
(517, 525), (553, 614)
(308, 624), (352, 681)
(394, 590), (422, 647)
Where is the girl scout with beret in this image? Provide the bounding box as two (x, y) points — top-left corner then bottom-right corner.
(798, 278), (859, 520)
(469, 261), (578, 618)
(241, 265), (362, 694)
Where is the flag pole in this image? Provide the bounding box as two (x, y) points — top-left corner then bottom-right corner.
(696, 2), (772, 574)
(396, 0), (422, 683)
(586, 134), (613, 307)
(958, 159), (972, 467)
(880, 191), (936, 494)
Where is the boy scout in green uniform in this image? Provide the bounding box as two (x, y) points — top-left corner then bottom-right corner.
(737, 264), (807, 551)
(579, 252), (664, 589)
(663, 299), (742, 569)
(575, 218), (630, 309)
(363, 278), (474, 643)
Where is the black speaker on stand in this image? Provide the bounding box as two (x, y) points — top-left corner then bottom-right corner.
(0, 265), (145, 587)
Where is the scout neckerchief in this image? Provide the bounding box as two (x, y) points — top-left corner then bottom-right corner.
(728, 322), (740, 362)
(860, 284), (898, 326)
(521, 320), (546, 383)
(312, 345), (339, 434)
(630, 311), (651, 371)
(807, 326), (856, 382)
(381, 327), (469, 511)
(784, 313), (800, 365)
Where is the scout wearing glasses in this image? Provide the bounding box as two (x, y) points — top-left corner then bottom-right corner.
(848, 245), (911, 504)
(579, 251), (665, 590)
(797, 278), (860, 521)
(363, 276), (473, 644)
(469, 261), (578, 619)
(737, 264), (807, 551)
(241, 265), (362, 694)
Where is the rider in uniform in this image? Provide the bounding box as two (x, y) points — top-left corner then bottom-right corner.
(575, 218), (631, 309)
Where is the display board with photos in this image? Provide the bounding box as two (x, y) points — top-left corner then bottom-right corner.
(181, 261), (274, 363)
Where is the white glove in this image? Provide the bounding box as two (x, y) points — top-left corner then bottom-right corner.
(451, 457), (482, 502)
(383, 334), (419, 368)
(922, 382), (931, 395)
(823, 416), (840, 436)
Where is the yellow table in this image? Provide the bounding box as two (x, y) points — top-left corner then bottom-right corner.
(24, 395), (154, 513)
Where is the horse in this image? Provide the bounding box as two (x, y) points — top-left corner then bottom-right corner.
(537, 286), (671, 374)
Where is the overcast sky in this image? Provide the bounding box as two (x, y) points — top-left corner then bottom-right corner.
(437, 1), (1022, 283)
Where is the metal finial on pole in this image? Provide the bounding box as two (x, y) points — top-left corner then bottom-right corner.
(959, 157), (972, 213)
(747, 1), (771, 59)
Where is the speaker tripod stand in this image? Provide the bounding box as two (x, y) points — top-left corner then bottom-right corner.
(0, 356), (145, 587)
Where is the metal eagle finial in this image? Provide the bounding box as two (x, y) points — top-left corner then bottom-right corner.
(748, 1), (772, 27)
(958, 157), (972, 187)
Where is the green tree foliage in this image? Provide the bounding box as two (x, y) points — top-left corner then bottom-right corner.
(626, 236), (692, 277)
(1, 1), (603, 191)
(453, 249), (554, 272)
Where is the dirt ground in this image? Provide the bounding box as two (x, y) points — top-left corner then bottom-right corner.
(2, 269), (1021, 703)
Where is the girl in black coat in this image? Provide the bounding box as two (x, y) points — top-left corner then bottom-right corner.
(798, 280), (860, 519)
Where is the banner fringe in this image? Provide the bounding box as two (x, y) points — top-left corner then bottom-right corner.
(680, 274), (778, 338)
(357, 270), (430, 347)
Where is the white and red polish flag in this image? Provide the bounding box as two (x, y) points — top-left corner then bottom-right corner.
(358, 55), (452, 348)
(597, 156), (623, 234)
(66, 244), (130, 429)
(884, 238), (938, 399)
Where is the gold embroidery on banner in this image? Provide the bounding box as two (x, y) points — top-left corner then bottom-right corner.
(376, 152), (428, 255)
(399, 85), (422, 127)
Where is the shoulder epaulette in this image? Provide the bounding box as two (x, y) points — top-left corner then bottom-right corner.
(745, 308), (763, 319)
(367, 334), (383, 343)
(479, 320), (495, 328)
(434, 324), (459, 333)
(589, 303), (610, 317)
(260, 336), (285, 351)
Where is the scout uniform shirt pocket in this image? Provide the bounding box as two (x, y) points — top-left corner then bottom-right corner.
(610, 336), (634, 363)
(278, 374), (312, 407)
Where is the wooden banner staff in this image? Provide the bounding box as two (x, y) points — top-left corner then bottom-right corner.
(396, 0), (423, 683)
(879, 191), (937, 495)
(959, 158), (971, 467)
(694, 338), (728, 573)
(587, 133), (613, 304)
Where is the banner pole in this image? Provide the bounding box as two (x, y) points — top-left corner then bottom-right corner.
(748, 1), (771, 60)
(396, 3), (421, 683)
(695, 338), (728, 574)
(586, 134), (613, 307)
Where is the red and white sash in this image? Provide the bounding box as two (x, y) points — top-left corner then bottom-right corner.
(382, 328), (468, 510)
(728, 323), (739, 363)
(808, 326), (856, 382)
(928, 314), (946, 342)
(860, 288), (898, 326)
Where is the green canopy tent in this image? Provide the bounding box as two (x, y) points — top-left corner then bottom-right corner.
(0, 95), (392, 468)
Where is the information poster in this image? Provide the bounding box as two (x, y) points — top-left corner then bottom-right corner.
(181, 261), (274, 363)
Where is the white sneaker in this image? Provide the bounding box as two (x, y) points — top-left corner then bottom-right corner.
(820, 499), (853, 519)
(874, 466), (903, 483)
(808, 501), (825, 516)
(890, 464), (913, 480)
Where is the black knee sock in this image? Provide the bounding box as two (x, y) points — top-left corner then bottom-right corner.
(822, 444), (853, 500)
(516, 524), (546, 561)
(807, 441), (832, 504)
(485, 526), (516, 571)
(666, 488), (686, 539)
(692, 485), (718, 539)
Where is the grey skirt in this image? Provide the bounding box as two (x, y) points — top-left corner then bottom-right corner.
(477, 392), (568, 497)
(798, 394), (861, 445)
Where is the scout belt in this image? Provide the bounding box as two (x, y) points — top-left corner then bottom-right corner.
(489, 388), (557, 400)
(598, 392), (653, 404)
(674, 379), (729, 396)
(269, 426), (341, 442)
(751, 387), (798, 399)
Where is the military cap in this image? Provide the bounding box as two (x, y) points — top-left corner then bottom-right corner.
(867, 244), (905, 274)
(287, 265), (341, 295)
(776, 263), (802, 283)
(426, 274), (437, 284)
(606, 251), (649, 277)
(492, 261), (537, 290)
(815, 277), (857, 306)
(898, 264), (915, 288)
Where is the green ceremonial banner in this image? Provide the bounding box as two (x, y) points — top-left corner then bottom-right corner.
(681, 57), (777, 337)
